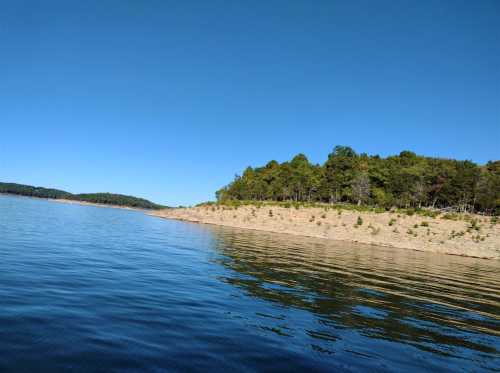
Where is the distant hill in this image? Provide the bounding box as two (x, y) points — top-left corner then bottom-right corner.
(0, 182), (166, 210)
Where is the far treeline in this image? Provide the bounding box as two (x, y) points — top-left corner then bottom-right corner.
(216, 146), (500, 215)
(0, 182), (165, 210)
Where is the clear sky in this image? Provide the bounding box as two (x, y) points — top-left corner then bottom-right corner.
(1, 1), (499, 206)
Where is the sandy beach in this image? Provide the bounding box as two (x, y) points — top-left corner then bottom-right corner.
(150, 205), (500, 260)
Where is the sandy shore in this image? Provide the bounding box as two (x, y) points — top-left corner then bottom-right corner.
(150, 205), (500, 260)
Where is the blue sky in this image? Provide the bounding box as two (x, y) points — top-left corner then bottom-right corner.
(1, 0), (499, 206)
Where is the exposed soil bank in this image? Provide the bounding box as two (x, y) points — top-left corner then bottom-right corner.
(150, 205), (500, 260)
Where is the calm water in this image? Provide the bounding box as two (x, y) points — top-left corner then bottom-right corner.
(0, 195), (499, 372)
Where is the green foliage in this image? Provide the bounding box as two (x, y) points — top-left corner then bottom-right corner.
(417, 209), (441, 218)
(468, 219), (481, 231)
(0, 182), (71, 199)
(406, 209), (415, 216)
(0, 182), (164, 209)
(73, 193), (163, 209)
(357, 216), (363, 226)
(420, 221), (429, 227)
(216, 146), (499, 215)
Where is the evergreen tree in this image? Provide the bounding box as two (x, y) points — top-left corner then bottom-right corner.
(216, 146), (499, 215)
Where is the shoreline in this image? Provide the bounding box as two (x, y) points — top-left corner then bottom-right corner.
(51, 198), (149, 211)
(0, 193), (149, 212)
(150, 205), (500, 260)
(3, 192), (498, 260)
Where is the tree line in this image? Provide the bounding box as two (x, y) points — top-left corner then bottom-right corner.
(0, 182), (165, 210)
(216, 146), (500, 215)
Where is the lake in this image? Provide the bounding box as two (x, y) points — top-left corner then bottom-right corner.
(0, 195), (498, 372)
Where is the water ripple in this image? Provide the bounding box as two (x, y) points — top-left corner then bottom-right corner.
(1, 195), (499, 372)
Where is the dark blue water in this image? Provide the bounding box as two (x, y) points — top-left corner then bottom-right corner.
(0, 195), (499, 372)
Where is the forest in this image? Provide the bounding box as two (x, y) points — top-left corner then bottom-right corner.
(216, 146), (500, 215)
(0, 182), (164, 210)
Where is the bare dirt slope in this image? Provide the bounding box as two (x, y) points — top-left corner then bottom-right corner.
(150, 205), (500, 259)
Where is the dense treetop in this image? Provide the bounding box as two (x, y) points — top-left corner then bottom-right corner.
(217, 146), (500, 215)
(0, 182), (165, 210)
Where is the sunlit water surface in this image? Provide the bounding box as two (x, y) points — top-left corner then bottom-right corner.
(0, 195), (499, 372)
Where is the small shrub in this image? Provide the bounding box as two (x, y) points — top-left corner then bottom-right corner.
(406, 208), (415, 216)
(388, 218), (397, 226)
(442, 213), (460, 221)
(269, 210), (273, 217)
(468, 219), (481, 231)
(321, 213), (327, 219)
(413, 224), (419, 229)
(357, 216), (363, 226)
(418, 210), (440, 218)
(420, 221), (429, 227)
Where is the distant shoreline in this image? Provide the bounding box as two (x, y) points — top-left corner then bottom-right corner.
(0, 182), (165, 210)
(150, 204), (500, 260)
(0, 193), (147, 212)
(50, 198), (148, 211)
